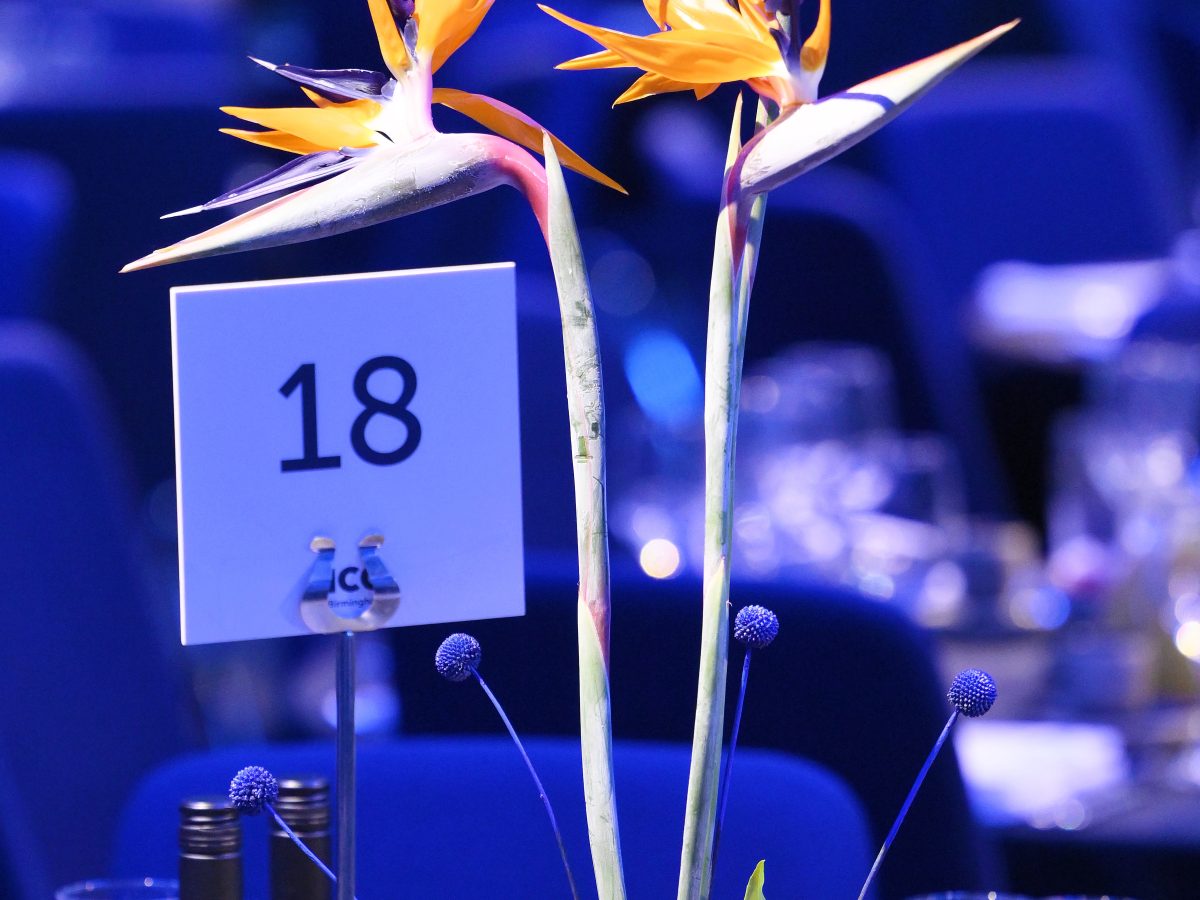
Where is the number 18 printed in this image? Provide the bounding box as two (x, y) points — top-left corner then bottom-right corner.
(171, 264), (525, 645)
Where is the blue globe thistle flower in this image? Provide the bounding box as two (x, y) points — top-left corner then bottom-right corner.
(947, 668), (997, 717)
(435, 633), (482, 682)
(230, 765), (279, 814)
(733, 605), (779, 649)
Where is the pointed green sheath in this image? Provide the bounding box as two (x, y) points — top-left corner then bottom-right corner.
(677, 96), (770, 900)
(744, 860), (766, 900)
(543, 136), (627, 900)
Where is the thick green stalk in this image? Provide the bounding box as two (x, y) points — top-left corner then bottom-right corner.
(543, 137), (626, 900)
(677, 95), (742, 900)
(677, 96), (771, 900)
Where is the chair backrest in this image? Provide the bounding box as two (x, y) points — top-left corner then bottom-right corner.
(875, 58), (1188, 305)
(390, 561), (1000, 899)
(113, 736), (874, 899)
(0, 150), (72, 319)
(1044, 0), (1191, 134)
(0, 323), (202, 896)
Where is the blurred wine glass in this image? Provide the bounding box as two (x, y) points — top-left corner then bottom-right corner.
(736, 343), (899, 581)
(1046, 341), (1200, 718)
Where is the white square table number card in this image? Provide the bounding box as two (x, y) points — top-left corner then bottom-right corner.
(171, 263), (525, 644)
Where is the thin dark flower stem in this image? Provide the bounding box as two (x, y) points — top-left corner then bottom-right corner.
(711, 648), (753, 876)
(472, 666), (581, 900)
(265, 803), (342, 886)
(857, 710), (960, 900)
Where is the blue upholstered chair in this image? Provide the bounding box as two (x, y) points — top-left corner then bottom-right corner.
(113, 736), (875, 899)
(874, 58), (1188, 306)
(0, 323), (202, 897)
(0, 151), (72, 319)
(1045, 0), (1199, 138)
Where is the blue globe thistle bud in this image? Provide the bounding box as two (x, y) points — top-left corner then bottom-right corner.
(947, 669), (997, 717)
(733, 605), (779, 649)
(435, 633), (482, 682)
(229, 765), (278, 814)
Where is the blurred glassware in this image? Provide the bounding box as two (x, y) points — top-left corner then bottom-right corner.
(842, 433), (966, 616)
(614, 340), (988, 606)
(1044, 341), (1200, 717)
(739, 342), (897, 448)
(934, 518), (1068, 635)
(612, 338), (1057, 634)
(55, 879), (178, 899)
(1086, 340), (1200, 438)
(736, 343), (899, 582)
(909, 894), (1137, 900)
(1048, 340), (1200, 625)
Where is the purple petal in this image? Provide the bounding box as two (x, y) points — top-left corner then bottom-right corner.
(251, 57), (391, 102)
(164, 151), (363, 217)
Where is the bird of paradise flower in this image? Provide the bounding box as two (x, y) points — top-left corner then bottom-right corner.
(543, 0), (1014, 265)
(542, 2), (1016, 898)
(122, 0), (623, 272)
(124, 2), (630, 899)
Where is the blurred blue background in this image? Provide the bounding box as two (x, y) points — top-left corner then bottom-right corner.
(4, 0), (1200, 897)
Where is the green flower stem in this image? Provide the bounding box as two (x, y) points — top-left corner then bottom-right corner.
(543, 136), (627, 900)
(678, 96), (772, 900)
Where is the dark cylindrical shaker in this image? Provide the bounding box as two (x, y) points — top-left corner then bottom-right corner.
(179, 798), (242, 900)
(270, 776), (332, 900)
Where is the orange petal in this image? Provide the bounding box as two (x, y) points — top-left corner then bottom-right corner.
(614, 71), (702, 104)
(646, 0), (668, 30)
(739, 0), (774, 36)
(540, 6), (783, 84)
(558, 48), (628, 71)
(745, 75), (788, 105)
(220, 100), (382, 151)
(644, 0), (769, 41)
(415, 0), (494, 73)
(367, 0), (413, 76)
(432, 87), (626, 193)
(219, 128), (327, 156)
(301, 87), (336, 108)
(800, 0), (831, 72)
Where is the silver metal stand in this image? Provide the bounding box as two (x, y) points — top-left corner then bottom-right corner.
(300, 534), (401, 900)
(336, 630), (357, 900)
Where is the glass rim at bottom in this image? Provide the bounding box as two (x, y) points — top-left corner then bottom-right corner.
(54, 876), (179, 899)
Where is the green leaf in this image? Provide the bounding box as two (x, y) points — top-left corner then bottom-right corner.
(743, 860), (766, 900)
